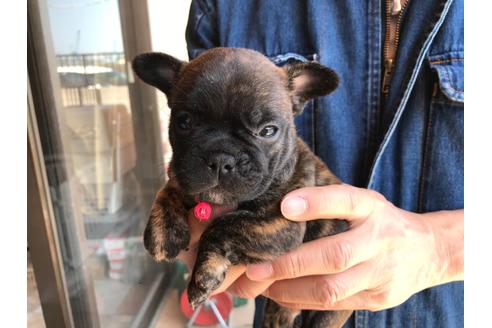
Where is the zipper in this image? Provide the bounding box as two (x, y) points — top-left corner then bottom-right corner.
(382, 0), (409, 95)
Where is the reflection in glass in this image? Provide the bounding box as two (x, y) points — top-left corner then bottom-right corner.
(40, 0), (169, 326)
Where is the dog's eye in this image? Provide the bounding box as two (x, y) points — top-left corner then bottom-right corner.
(177, 112), (192, 130)
(259, 125), (278, 138)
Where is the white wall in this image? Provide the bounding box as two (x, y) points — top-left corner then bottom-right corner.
(146, 0), (193, 166)
(147, 0), (192, 60)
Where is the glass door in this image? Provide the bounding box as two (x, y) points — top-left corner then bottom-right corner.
(27, 0), (175, 327)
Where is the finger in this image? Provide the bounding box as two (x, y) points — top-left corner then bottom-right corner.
(175, 212), (207, 268)
(227, 274), (275, 299)
(264, 262), (372, 306)
(208, 203), (239, 219)
(321, 290), (380, 311)
(274, 290), (374, 311)
(210, 264), (246, 295)
(246, 225), (377, 281)
(274, 288), (385, 311)
(280, 184), (385, 221)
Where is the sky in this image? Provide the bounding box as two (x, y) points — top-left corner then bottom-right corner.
(47, 0), (124, 54)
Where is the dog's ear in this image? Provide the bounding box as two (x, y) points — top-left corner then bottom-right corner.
(284, 62), (339, 115)
(132, 52), (185, 97)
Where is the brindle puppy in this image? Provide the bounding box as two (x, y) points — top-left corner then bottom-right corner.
(132, 48), (352, 328)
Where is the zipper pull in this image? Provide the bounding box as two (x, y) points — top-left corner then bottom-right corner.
(382, 59), (394, 94)
(391, 0), (402, 15)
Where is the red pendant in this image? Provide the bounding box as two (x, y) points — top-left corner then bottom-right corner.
(194, 201), (212, 221)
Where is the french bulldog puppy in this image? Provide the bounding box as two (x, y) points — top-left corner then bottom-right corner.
(132, 47), (352, 328)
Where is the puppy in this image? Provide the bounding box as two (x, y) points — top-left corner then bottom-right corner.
(132, 47), (351, 328)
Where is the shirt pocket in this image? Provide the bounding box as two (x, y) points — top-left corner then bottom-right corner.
(419, 52), (464, 212)
(268, 52), (319, 151)
(428, 51), (464, 104)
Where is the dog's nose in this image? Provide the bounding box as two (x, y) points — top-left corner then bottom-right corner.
(206, 153), (236, 175)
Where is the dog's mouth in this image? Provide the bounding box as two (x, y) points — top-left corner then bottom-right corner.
(177, 162), (265, 206)
(196, 186), (235, 206)
(183, 175), (255, 206)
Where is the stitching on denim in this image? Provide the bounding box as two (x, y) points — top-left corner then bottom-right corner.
(429, 58), (464, 65)
(363, 310), (369, 328)
(442, 65), (464, 95)
(429, 63), (464, 102)
(270, 53), (314, 64)
(312, 99), (317, 155)
(364, 0), (383, 182)
(354, 311), (359, 328)
(355, 310), (363, 328)
(432, 66), (464, 102)
(428, 49), (464, 58)
(412, 299), (417, 328)
(312, 56), (319, 154)
(432, 100), (464, 106)
(364, 0), (373, 174)
(418, 100), (434, 212)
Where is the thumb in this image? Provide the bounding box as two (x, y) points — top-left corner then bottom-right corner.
(280, 184), (384, 221)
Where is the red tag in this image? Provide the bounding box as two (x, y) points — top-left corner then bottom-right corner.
(194, 201), (212, 221)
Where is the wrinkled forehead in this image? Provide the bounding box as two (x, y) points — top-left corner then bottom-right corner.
(171, 52), (292, 121)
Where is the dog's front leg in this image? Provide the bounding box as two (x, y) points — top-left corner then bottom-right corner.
(187, 211), (305, 308)
(143, 177), (190, 262)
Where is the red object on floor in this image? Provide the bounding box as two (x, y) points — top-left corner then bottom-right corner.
(193, 201), (212, 221)
(180, 289), (233, 326)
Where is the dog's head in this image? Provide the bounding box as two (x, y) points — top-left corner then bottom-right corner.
(132, 48), (338, 205)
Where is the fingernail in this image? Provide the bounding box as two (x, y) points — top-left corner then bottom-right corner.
(281, 196), (307, 218)
(246, 263), (273, 280)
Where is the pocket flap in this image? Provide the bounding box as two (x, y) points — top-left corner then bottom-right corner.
(429, 54), (464, 103)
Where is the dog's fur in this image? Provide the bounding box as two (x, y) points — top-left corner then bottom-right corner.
(133, 47), (352, 328)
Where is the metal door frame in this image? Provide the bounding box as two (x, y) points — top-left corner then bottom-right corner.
(28, 76), (76, 328)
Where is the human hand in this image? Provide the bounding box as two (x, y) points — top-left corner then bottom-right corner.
(233, 184), (462, 311)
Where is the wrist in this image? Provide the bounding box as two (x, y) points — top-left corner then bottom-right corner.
(422, 210), (464, 285)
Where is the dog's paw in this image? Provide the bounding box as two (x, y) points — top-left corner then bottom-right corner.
(187, 253), (229, 308)
(143, 201), (189, 262)
(262, 300), (299, 328)
(187, 282), (211, 309)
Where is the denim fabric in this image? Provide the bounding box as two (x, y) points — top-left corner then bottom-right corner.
(186, 0), (464, 327)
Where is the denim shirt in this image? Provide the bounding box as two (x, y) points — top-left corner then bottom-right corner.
(186, 1), (464, 327)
